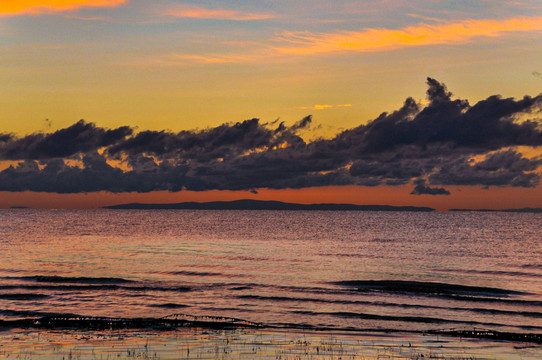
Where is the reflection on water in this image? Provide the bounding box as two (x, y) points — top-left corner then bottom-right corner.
(0, 210), (541, 335)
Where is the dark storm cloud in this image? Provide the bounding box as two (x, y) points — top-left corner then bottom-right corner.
(290, 115), (312, 131)
(0, 134), (12, 143)
(410, 180), (450, 196)
(1, 79), (541, 193)
(428, 150), (541, 188)
(0, 120), (132, 160)
(333, 78), (542, 155)
(107, 118), (307, 162)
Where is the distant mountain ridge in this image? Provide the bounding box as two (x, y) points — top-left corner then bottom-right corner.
(103, 199), (435, 212)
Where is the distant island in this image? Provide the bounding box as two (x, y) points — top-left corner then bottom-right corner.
(104, 199), (435, 212)
(449, 208), (542, 213)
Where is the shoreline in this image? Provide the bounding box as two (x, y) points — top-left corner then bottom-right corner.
(2, 314), (542, 345)
(1, 327), (542, 359)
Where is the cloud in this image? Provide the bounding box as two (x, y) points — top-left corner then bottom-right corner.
(410, 181), (451, 196)
(0, 120), (132, 160)
(156, 53), (264, 65)
(341, 79), (542, 154)
(106, 118), (307, 163)
(163, 5), (274, 21)
(428, 150), (541, 188)
(150, 15), (542, 65)
(298, 104), (352, 111)
(0, 134), (13, 143)
(0, 0), (127, 17)
(273, 16), (542, 55)
(1, 78), (541, 193)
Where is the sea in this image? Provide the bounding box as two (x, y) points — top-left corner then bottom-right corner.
(1, 209), (541, 337)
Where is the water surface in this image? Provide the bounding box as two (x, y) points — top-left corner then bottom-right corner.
(1, 210), (541, 335)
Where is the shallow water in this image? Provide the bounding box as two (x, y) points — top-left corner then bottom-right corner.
(2, 328), (541, 360)
(0, 210), (541, 336)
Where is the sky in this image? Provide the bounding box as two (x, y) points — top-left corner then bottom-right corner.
(1, 0), (542, 209)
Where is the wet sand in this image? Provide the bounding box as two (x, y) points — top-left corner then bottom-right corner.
(1, 328), (541, 360)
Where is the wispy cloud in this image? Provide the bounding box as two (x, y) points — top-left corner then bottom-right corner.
(406, 13), (443, 22)
(163, 5), (274, 21)
(273, 16), (542, 55)
(298, 104), (353, 111)
(62, 14), (108, 21)
(151, 53), (265, 66)
(0, 0), (127, 17)
(147, 15), (542, 65)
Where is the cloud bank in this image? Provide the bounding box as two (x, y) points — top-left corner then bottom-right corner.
(1, 79), (541, 195)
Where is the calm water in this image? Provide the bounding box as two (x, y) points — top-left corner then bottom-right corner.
(0, 210), (541, 335)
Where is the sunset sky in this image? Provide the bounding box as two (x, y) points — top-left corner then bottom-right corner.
(1, 0), (542, 209)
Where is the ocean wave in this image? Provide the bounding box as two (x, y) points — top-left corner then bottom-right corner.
(291, 310), (542, 331)
(436, 268), (542, 278)
(0, 313), (540, 344)
(5, 276), (135, 284)
(332, 280), (527, 297)
(0, 309), (78, 317)
(0, 293), (50, 300)
(0, 284), (192, 292)
(149, 303), (190, 309)
(168, 271), (223, 277)
(443, 295), (542, 306)
(229, 285), (252, 290)
(521, 264), (542, 270)
(0, 313), (262, 331)
(235, 294), (542, 318)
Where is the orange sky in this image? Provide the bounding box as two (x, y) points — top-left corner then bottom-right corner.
(2, 185), (542, 211)
(0, 0), (126, 16)
(1, 1), (541, 209)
